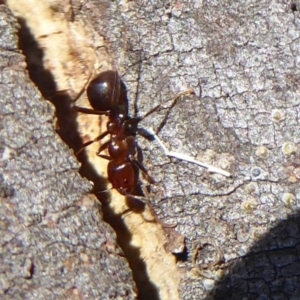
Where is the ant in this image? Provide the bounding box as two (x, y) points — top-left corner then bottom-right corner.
(73, 70), (160, 196)
(73, 70), (231, 198)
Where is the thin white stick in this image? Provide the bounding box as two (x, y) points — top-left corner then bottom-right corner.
(148, 128), (231, 177)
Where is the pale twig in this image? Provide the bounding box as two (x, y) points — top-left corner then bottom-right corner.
(147, 128), (231, 177)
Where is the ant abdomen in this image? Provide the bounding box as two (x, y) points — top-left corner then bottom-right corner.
(108, 161), (135, 192)
(87, 70), (127, 112)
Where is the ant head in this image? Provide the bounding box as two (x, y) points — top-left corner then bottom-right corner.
(87, 71), (128, 113)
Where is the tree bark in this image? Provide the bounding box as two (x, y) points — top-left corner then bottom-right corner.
(2, 1), (300, 299)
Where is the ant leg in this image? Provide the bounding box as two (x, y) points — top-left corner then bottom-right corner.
(141, 104), (161, 119)
(156, 89), (195, 134)
(97, 141), (112, 161)
(147, 128), (232, 177)
(166, 89), (195, 106)
(76, 131), (109, 155)
(97, 154), (111, 160)
(46, 73), (94, 101)
(124, 136), (154, 184)
(139, 184), (177, 228)
(121, 104), (160, 131)
(129, 90), (194, 137)
(118, 189), (163, 224)
(72, 72), (93, 104)
(73, 106), (110, 116)
(132, 159), (155, 184)
(135, 90), (195, 125)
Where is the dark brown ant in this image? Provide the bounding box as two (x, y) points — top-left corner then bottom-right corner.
(73, 70), (158, 196)
(73, 71), (230, 198)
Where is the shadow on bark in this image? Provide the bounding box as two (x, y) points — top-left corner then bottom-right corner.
(205, 213), (300, 299)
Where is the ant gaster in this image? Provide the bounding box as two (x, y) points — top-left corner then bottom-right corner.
(73, 70), (156, 195)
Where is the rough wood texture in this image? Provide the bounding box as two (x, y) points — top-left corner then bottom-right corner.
(2, 1), (300, 299)
(0, 5), (136, 300)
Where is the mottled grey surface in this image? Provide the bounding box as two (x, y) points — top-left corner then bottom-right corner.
(0, 5), (136, 300)
(82, 1), (300, 299)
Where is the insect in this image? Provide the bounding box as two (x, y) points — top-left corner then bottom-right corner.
(73, 70), (157, 196)
(73, 70), (230, 197)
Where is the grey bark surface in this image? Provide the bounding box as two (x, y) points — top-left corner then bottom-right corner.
(2, 0), (300, 300)
(0, 5), (136, 300)
(82, 1), (300, 299)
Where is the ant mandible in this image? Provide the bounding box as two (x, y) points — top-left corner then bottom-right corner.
(73, 70), (158, 196)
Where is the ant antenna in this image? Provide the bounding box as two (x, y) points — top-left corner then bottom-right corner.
(147, 128), (231, 177)
(96, 187), (113, 194)
(72, 72), (94, 103)
(156, 89), (195, 134)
